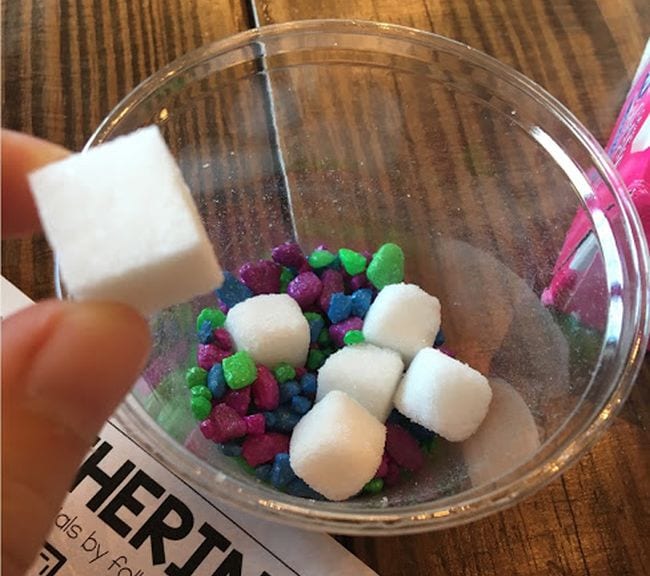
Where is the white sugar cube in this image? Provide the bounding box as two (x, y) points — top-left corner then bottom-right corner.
(290, 391), (386, 501)
(225, 293), (310, 367)
(362, 283), (441, 364)
(316, 344), (404, 421)
(29, 126), (222, 316)
(394, 348), (492, 441)
(462, 378), (540, 486)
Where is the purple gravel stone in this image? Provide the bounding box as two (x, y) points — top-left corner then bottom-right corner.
(349, 273), (369, 291)
(239, 260), (281, 295)
(218, 301), (229, 314)
(287, 271), (322, 309)
(329, 316), (364, 348)
(318, 269), (345, 311)
(197, 344), (230, 370)
(212, 327), (233, 351)
(271, 242), (307, 269)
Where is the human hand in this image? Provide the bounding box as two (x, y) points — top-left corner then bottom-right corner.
(1, 130), (152, 575)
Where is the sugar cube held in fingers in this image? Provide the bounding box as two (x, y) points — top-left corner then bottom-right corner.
(28, 126), (223, 315)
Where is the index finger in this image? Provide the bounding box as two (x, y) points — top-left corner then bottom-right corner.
(2, 130), (70, 238)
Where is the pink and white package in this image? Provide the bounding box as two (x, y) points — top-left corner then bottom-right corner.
(543, 41), (650, 348)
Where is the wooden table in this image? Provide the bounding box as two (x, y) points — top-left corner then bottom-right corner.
(3, 1), (648, 574)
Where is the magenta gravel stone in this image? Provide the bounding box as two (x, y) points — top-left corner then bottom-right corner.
(318, 268), (345, 311)
(224, 386), (251, 416)
(212, 327), (233, 351)
(242, 432), (290, 467)
(386, 424), (424, 472)
(197, 344), (231, 370)
(271, 242), (307, 269)
(328, 316), (364, 348)
(244, 413), (266, 436)
(287, 271), (322, 309)
(210, 404), (247, 443)
(239, 260), (281, 294)
(252, 365), (280, 411)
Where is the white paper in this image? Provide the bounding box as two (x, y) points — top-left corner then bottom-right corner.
(1, 277), (376, 576)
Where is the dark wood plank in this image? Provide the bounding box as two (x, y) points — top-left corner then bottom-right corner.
(254, 2), (650, 575)
(1, 0), (249, 299)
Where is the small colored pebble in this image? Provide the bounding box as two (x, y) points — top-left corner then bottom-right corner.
(207, 364), (227, 399)
(210, 404), (247, 443)
(300, 373), (317, 397)
(263, 411), (277, 429)
(434, 329), (445, 348)
(329, 316), (364, 348)
(255, 464), (273, 482)
(197, 344), (230, 371)
(242, 432), (290, 467)
(270, 453), (296, 488)
(363, 478), (384, 494)
(197, 320), (215, 344)
(186, 366), (207, 389)
(307, 349), (326, 370)
(366, 243), (405, 289)
(224, 386), (252, 416)
(233, 456), (256, 474)
(338, 248), (367, 275)
(287, 272), (322, 309)
(272, 242), (307, 269)
(196, 307), (226, 331)
(351, 288), (373, 318)
(279, 267), (294, 292)
(239, 260), (281, 294)
(244, 413), (266, 436)
(252, 366), (280, 411)
(199, 419), (216, 440)
(222, 442), (243, 457)
(212, 327), (233, 351)
(308, 249), (336, 269)
(349, 273), (369, 291)
(291, 395), (312, 415)
(343, 330), (365, 345)
(191, 396), (212, 420)
(385, 424), (425, 472)
(272, 407), (302, 432)
(327, 292), (353, 323)
(274, 362), (296, 383)
(279, 380), (301, 404)
(222, 351), (257, 389)
(216, 271), (253, 308)
(304, 312), (325, 343)
(318, 269), (345, 311)
(285, 477), (324, 499)
(190, 385), (212, 400)
(317, 327), (331, 347)
(385, 460), (401, 487)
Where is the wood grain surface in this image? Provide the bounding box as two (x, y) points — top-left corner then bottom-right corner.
(3, 1), (649, 575)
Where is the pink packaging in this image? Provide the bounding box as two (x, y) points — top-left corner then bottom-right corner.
(543, 41), (650, 347)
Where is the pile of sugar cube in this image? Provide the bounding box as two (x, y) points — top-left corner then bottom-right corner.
(29, 127), (493, 502)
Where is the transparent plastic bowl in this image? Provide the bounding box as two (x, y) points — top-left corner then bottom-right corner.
(63, 20), (648, 534)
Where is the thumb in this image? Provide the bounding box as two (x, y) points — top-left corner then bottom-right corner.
(1, 300), (151, 575)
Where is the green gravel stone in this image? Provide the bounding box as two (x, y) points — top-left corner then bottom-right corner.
(307, 349), (326, 370)
(317, 327), (331, 347)
(280, 267), (294, 292)
(304, 311), (324, 322)
(422, 436), (438, 454)
(185, 366), (208, 389)
(274, 362), (296, 383)
(233, 456), (256, 474)
(344, 330), (365, 345)
(308, 249), (336, 269)
(366, 243), (405, 289)
(222, 351), (257, 389)
(338, 248), (367, 275)
(190, 385), (212, 400)
(196, 307), (226, 331)
(363, 478), (384, 494)
(190, 396), (212, 420)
